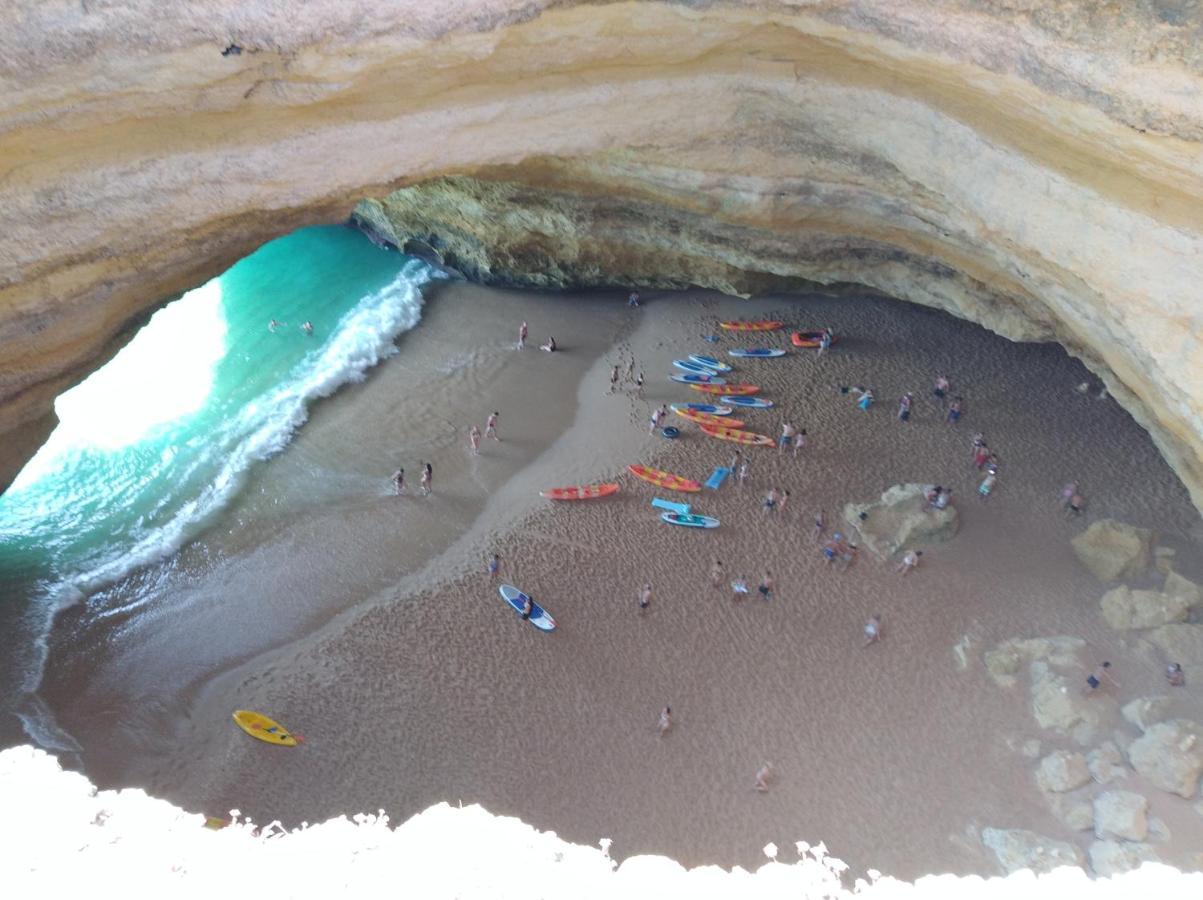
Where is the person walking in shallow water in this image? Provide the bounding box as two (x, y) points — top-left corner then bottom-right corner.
(420, 462), (432, 496)
(469, 425), (481, 455)
(392, 468), (405, 495)
(486, 411), (500, 441)
(710, 559), (724, 589)
(518, 321), (528, 349)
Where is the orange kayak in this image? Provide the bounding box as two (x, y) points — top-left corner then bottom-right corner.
(720, 321), (783, 332)
(627, 464), (702, 493)
(540, 483), (620, 501)
(672, 408), (745, 428)
(699, 424), (776, 447)
(791, 330), (838, 348)
(690, 383), (760, 396)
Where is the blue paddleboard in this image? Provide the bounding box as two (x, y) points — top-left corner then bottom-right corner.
(661, 512), (720, 529)
(688, 355), (733, 373)
(670, 373), (723, 384)
(498, 584), (556, 631)
(705, 467), (731, 490)
(727, 348), (787, 358)
(671, 403), (734, 416)
(673, 359), (716, 375)
(721, 395), (774, 408)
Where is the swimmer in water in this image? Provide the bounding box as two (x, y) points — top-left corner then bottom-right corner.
(301, 321), (313, 335)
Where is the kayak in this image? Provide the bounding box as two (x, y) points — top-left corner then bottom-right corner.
(728, 348), (787, 358)
(627, 464), (702, 493)
(672, 408), (745, 428)
(688, 355), (733, 373)
(791, 330), (838, 348)
(671, 403), (734, 415)
(699, 424), (776, 447)
(670, 373), (722, 384)
(673, 359), (717, 375)
(661, 512), (720, 529)
(540, 483), (620, 501)
(719, 321), (784, 332)
(720, 395), (775, 408)
(499, 584), (556, 631)
(232, 710), (299, 747)
(690, 383), (760, 395)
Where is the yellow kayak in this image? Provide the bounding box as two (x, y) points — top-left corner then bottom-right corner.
(232, 709), (299, 747)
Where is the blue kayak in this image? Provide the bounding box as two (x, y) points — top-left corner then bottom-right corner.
(670, 403), (734, 416)
(721, 395), (775, 408)
(728, 348), (787, 358)
(498, 584), (556, 631)
(689, 354), (733, 373)
(661, 512), (720, 529)
(670, 373), (724, 384)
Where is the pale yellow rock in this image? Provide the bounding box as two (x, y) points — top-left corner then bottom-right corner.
(2, 1), (1203, 508)
(1101, 585), (1191, 630)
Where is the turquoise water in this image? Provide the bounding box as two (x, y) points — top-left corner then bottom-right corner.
(0, 225), (433, 745)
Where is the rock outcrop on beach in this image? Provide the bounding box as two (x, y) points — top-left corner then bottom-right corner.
(1127, 719), (1203, 798)
(2, 1), (1203, 507)
(1072, 521), (1153, 583)
(979, 827), (1085, 875)
(842, 483), (958, 560)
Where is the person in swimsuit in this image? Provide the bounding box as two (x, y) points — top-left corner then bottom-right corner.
(420, 462), (432, 496)
(731, 577), (749, 600)
(710, 559), (724, 589)
(1084, 661), (1115, 694)
(779, 422), (796, 455)
(486, 411), (500, 441)
(933, 375), (950, 404)
(520, 596), (534, 620)
(609, 365), (619, 394)
(658, 706), (671, 735)
(1066, 492), (1084, 516)
(978, 471), (997, 500)
(818, 330), (832, 357)
(301, 321), (313, 335)
(898, 393), (913, 421)
(639, 583), (652, 612)
(863, 615), (881, 647)
(896, 549), (922, 574)
(947, 397), (963, 425)
(469, 424), (481, 455)
(518, 321), (528, 349)
(628, 291), (641, 308)
(634, 372), (644, 396)
(755, 763), (773, 792)
(488, 553), (500, 581)
(540, 336), (556, 352)
(392, 468), (405, 495)
(793, 429), (807, 458)
(738, 460), (749, 486)
(856, 388), (874, 411)
(1167, 663), (1185, 687)
(758, 571), (773, 600)
(763, 487), (779, 514)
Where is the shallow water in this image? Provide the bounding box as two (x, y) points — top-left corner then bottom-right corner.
(0, 225), (432, 744)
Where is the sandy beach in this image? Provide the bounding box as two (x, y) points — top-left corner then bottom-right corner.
(39, 284), (1203, 879)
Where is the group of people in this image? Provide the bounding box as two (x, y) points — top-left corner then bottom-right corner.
(517, 320), (558, 352)
(391, 462), (434, 496)
(268, 319), (314, 334)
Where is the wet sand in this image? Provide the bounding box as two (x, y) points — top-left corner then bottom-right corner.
(41, 285), (1203, 879)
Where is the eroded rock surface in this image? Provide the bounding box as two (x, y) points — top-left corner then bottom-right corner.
(1127, 719), (1203, 798)
(1101, 586), (1192, 630)
(2, 2), (1203, 505)
(1072, 521), (1153, 583)
(979, 827), (1085, 875)
(1093, 791), (1149, 842)
(842, 483), (959, 560)
(1088, 840), (1161, 877)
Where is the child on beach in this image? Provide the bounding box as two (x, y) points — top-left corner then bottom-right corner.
(392, 468), (405, 495)
(710, 559), (724, 589)
(896, 549), (922, 574)
(488, 554), (500, 580)
(947, 397), (964, 425)
(469, 425), (481, 455)
(486, 411), (500, 441)
(639, 583), (652, 612)
(758, 571), (773, 601)
(518, 321), (528, 349)
(863, 615), (881, 647)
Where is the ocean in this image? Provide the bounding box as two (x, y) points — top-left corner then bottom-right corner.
(0, 225), (433, 749)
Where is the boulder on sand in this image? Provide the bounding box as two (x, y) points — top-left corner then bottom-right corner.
(1122, 696), (1172, 732)
(1093, 790), (1148, 841)
(843, 483), (958, 560)
(1127, 719), (1203, 798)
(1146, 623), (1203, 668)
(980, 827), (1085, 875)
(1100, 585), (1192, 630)
(984, 637), (1084, 688)
(1071, 520), (1152, 582)
(1087, 742), (1129, 784)
(1036, 750), (1091, 792)
(1088, 840), (1161, 877)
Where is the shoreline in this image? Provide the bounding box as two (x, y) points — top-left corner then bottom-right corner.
(35, 285), (1203, 879)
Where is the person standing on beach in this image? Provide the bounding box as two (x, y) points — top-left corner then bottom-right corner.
(898, 393), (913, 421)
(818, 329), (832, 357)
(420, 462), (432, 496)
(863, 615), (881, 647)
(793, 429), (806, 458)
(710, 559), (724, 589)
(488, 553), (500, 581)
(813, 509), (825, 542)
(730, 449), (743, 473)
(1066, 491), (1084, 517)
(486, 411), (500, 441)
(658, 706), (671, 735)
(978, 470), (997, 501)
(778, 489), (790, 516)
(518, 321), (528, 349)
(856, 388), (874, 411)
(763, 487), (779, 514)
(1060, 481), (1078, 510)
(946, 397), (964, 425)
(973, 443), (991, 470)
(392, 468), (405, 495)
(639, 583), (652, 613)
(738, 459), (750, 487)
(755, 763), (773, 792)
(648, 406), (662, 434)
(629, 291), (641, 308)
(469, 424), (481, 455)
(896, 549), (922, 574)
(933, 375), (950, 405)
(838, 543), (859, 571)
(758, 571), (773, 601)
(634, 372), (644, 396)
(609, 365), (620, 394)
(779, 422), (797, 455)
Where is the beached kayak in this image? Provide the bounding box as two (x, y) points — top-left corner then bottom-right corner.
(540, 483), (620, 501)
(672, 408), (745, 428)
(688, 355), (733, 373)
(791, 330), (838, 348)
(232, 710), (299, 747)
(661, 512), (720, 529)
(671, 403), (734, 415)
(499, 584), (556, 631)
(699, 424), (776, 447)
(627, 464), (702, 492)
(728, 348), (787, 358)
(719, 321), (784, 332)
(689, 383), (760, 395)
(670, 373), (721, 384)
(720, 395), (774, 408)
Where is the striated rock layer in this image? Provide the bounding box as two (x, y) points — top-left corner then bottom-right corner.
(2, 1), (1202, 506)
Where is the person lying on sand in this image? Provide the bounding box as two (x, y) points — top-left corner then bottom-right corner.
(540, 336), (557, 352)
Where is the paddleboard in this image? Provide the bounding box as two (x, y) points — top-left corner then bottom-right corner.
(671, 403), (734, 415)
(627, 464), (702, 493)
(673, 359), (716, 375)
(661, 512), (720, 529)
(704, 466), (731, 489)
(499, 584), (556, 631)
(699, 424), (776, 447)
(540, 483), (620, 501)
(690, 383), (760, 395)
(651, 497), (691, 515)
(672, 408), (745, 428)
(719, 321), (784, 332)
(791, 330), (838, 348)
(728, 348), (787, 358)
(670, 373), (721, 384)
(232, 710), (298, 747)
(720, 395), (774, 408)
(688, 355), (733, 373)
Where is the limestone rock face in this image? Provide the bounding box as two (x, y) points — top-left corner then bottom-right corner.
(1045, 793), (1095, 832)
(979, 827), (1085, 875)
(1088, 840), (1161, 877)
(1127, 720), (1203, 798)
(1087, 742), (1129, 785)
(984, 637), (1084, 689)
(1030, 662), (1100, 744)
(2, 2), (1203, 507)
(1072, 521), (1153, 582)
(842, 483), (959, 560)
(1093, 791), (1149, 842)
(1101, 586), (1192, 630)
(1164, 572), (1203, 606)
(1146, 624), (1203, 669)
(1036, 751), (1091, 793)
(1122, 697), (1173, 733)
